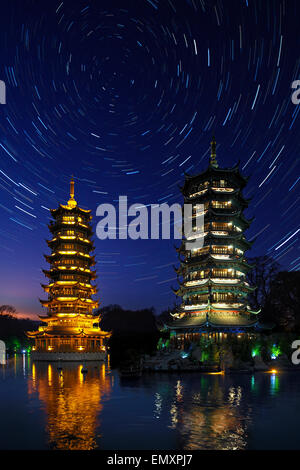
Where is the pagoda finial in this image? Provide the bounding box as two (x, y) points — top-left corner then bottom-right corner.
(210, 135), (218, 168)
(70, 175), (75, 199)
(67, 175), (77, 208)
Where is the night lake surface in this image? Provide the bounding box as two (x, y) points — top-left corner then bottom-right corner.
(1, 356), (300, 450)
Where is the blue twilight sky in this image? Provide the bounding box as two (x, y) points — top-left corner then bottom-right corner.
(0, 0), (299, 318)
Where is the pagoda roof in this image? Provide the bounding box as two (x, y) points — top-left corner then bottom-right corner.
(177, 256), (254, 272)
(186, 188), (250, 206)
(27, 327), (110, 338)
(182, 161), (248, 190)
(41, 281), (97, 293)
(42, 267), (97, 279)
(165, 311), (258, 330)
(173, 279), (256, 295)
(39, 297), (98, 308)
(176, 234), (253, 253)
(38, 313), (98, 321)
(47, 236), (94, 247)
(50, 204), (91, 216)
(207, 208), (254, 225)
(178, 302), (251, 312)
(204, 232), (253, 246)
(44, 252), (95, 263)
(49, 220), (92, 232)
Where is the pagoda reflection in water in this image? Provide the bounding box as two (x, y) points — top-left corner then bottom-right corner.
(28, 361), (112, 450)
(147, 373), (252, 450)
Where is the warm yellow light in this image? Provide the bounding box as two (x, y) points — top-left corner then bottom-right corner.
(56, 281), (77, 285)
(57, 313), (77, 317)
(56, 296), (78, 301)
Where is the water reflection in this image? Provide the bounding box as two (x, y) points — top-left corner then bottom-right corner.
(181, 379), (250, 450)
(270, 372), (280, 395)
(28, 361), (112, 450)
(141, 374), (252, 450)
(1, 357), (294, 450)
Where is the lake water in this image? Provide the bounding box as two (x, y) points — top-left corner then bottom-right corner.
(0, 355), (300, 450)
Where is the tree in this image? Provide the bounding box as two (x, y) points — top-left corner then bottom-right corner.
(98, 305), (159, 367)
(265, 272), (300, 332)
(0, 305), (17, 317)
(247, 256), (280, 310)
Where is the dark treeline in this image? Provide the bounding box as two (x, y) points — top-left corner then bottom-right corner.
(247, 256), (300, 333)
(0, 256), (299, 358)
(98, 304), (160, 367)
(0, 305), (38, 352)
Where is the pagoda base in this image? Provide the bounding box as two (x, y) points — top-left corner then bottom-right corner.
(31, 351), (106, 362)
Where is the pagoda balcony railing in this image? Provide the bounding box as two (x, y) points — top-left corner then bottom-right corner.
(211, 302), (244, 308)
(184, 297), (209, 305)
(211, 278), (241, 284)
(211, 223), (236, 231)
(212, 296), (241, 302)
(211, 187), (235, 193)
(55, 244), (91, 253)
(185, 277), (209, 285)
(35, 345), (105, 353)
(189, 181), (233, 194)
(57, 229), (87, 237)
(50, 219), (91, 231)
(49, 307), (93, 314)
(183, 304), (207, 310)
(211, 181), (229, 188)
(184, 275), (245, 286)
(52, 260), (92, 268)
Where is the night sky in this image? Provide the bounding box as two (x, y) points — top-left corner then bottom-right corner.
(0, 0), (299, 319)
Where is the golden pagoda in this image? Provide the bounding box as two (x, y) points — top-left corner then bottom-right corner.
(27, 178), (111, 360)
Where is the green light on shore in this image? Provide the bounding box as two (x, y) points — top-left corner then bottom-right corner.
(251, 346), (260, 358)
(271, 344), (281, 360)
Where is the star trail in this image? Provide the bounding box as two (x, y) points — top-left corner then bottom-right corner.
(0, 0), (299, 318)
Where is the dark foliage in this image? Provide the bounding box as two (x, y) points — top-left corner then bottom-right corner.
(0, 306), (40, 351)
(247, 257), (300, 332)
(264, 271), (300, 332)
(98, 304), (160, 367)
(247, 255), (280, 310)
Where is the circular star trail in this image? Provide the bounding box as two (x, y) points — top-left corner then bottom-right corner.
(0, 0), (299, 316)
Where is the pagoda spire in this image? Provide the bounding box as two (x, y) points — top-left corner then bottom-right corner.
(210, 135), (218, 168)
(67, 175), (77, 208)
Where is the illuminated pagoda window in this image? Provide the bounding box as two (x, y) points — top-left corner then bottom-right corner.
(27, 177), (111, 360)
(169, 137), (260, 343)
